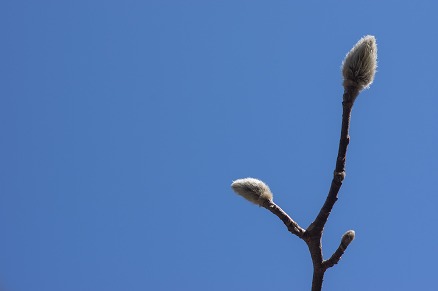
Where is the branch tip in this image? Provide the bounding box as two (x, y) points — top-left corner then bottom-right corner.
(341, 230), (356, 247)
(231, 178), (273, 206)
(342, 35), (378, 96)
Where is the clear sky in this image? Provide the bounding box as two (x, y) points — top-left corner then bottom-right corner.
(1, 1), (438, 291)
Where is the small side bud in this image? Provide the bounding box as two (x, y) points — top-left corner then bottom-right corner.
(333, 171), (346, 183)
(342, 35), (377, 95)
(341, 230), (356, 247)
(231, 178), (273, 206)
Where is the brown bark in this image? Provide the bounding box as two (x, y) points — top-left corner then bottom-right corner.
(258, 89), (358, 290)
(305, 90), (357, 290)
(233, 35), (378, 289)
(262, 201), (305, 238)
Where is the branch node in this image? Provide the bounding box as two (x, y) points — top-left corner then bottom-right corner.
(333, 171), (346, 183)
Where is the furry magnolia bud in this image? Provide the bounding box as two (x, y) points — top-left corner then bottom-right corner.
(341, 230), (356, 247)
(231, 178), (273, 206)
(342, 35), (377, 93)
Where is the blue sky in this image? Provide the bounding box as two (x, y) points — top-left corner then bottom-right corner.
(1, 1), (438, 290)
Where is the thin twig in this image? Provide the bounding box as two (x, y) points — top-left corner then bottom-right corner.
(257, 91), (356, 291)
(307, 96), (354, 235)
(232, 35), (377, 291)
(304, 88), (358, 291)
(323, 241), (350, 270)
(261, 200), (305, 238)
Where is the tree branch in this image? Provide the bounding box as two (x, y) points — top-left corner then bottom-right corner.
(232, 90), (359, 291)
(323, 230), (355, 270)
(307, 90), (356, 235)
(323, 241), (349, 270)
(261, 200), (305, 238)
(304, 88), (358, 291)
(231, 35), (377, 291)
(311, 267), (324, 291)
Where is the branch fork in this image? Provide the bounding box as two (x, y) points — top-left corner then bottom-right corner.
(232, 97), (355, 290)
(230, 35), (377, 291)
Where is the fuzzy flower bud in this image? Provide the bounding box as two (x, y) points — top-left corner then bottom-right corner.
(342, 35), (377, 94)
(341, 230), (356, 247)
(231, 178), (273, 206)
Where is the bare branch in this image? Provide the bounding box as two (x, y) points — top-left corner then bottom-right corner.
(305, 94), (356, 291)
(230, 35), (377, 291)
(323, 230), (356, 270)
(231, 178), (305, 238)
(307, 97), (354, 235)
(311, 268), (324, 291)
(261, 200), (305, 238)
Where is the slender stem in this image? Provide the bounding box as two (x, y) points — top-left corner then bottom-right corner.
(305, 89), (358, 291)
(322, 240), (350, 270)
(307, 98), (353, 235)
(261, 201), (305, 238)
(249, 89), (359, 291)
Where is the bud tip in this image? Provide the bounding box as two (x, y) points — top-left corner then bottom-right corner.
(342, 35), (378, 94)
(231, 178), (273, 206)
(341, 230), (356, 246)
